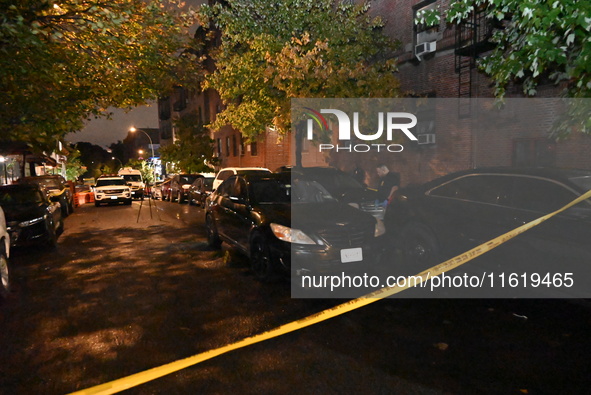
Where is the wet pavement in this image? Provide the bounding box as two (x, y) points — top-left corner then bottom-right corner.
(0, 200), (590, 394)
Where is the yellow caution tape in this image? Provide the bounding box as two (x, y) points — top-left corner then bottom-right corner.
(69, 189), (591, 395)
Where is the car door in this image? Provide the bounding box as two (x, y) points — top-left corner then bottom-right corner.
(506, 176), (591, 274)
(217, 177), (251, 252)
(425, 174), (515, 257)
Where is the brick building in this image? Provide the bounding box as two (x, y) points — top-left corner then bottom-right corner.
(158, 0), (591, 186)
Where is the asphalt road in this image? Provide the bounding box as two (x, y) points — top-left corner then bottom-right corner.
(1, 198), (591, 394)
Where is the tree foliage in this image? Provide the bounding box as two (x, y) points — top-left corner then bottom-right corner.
(0, 0), (202, 150)
(420, 0), (591, 99)
(64, 147), (85, 181)
(199, 0), (401, 141)
(159, 112), (217, 173)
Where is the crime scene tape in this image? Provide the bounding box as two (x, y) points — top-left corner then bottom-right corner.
(70, 189), (591, 395)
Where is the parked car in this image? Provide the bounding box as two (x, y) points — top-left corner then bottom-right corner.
(92, 176), (132, 206)
(19, 175), (74, 217)
(383, 167), (591, 295)
(0, 184), (64, 249)
(0, 207), (11, 298)
(189, 175), (214, 206)
(205, 173), (384, 282)
(212, 167), (271, 191)
(166, 174), (203, 203)
(159, 178), (173, 201)
(151, 179), (168, 200)
(279, 166), (385, 220)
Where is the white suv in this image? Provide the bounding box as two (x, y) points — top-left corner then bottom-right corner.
(212, 167), (271, 191)
(93, 176), (132, 206)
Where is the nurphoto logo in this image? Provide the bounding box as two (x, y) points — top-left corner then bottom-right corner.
(303, 107), (418, 153)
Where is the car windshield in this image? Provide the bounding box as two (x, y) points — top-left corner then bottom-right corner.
(96, 179), (126, 187)
(305, 170), (363, 192)
(251, 179), (291, 204)
(180, 175), (199, 184)
(203, 178), (214, 188)
(291, 178), (335, 203)
(0, 187), (44, 205)
(122, 175), (142, 182)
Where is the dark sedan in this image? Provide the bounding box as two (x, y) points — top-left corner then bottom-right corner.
(0, 184), (64, 248)
(205, 173), (384, 285)
(383, 167), (591, 297)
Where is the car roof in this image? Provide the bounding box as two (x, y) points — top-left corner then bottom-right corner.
(419, 167), (591, 191)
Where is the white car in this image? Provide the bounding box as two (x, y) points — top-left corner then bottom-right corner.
(0, 207), (11, 299)
(93, 176), (132, 206)
(212, 167), (271, 191)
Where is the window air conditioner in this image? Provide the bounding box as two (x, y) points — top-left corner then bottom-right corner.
(417, 133), (436, 145)
(415, 41), (436, 60)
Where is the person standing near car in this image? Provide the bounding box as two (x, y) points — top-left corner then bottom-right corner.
(375, 164), (400, 206)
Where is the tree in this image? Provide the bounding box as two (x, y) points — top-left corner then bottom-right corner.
(199, 0), (401, 144)
(0, 0), (202, 150)
(64, 147), (85, 181)
(159, 112), (217, 173)
(419, 0), (590, 100)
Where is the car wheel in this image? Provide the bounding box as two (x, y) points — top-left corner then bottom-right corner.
(125, 199), (132, 205)
(95, 201), (100, 207)
(0, 248), (11, 299)
(178, 191), (184, 204)
(205, 214), (222, 249)
(401, 223), (440, 269)
(250, 236), (275, 282)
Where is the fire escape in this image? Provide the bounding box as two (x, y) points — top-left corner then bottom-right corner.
(454, 6), (496, 116)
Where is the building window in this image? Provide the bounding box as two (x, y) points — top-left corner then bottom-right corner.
(513, 139), (556, 167)
(240, 135), (245, 156)
(226, 137), (231, 156)
(216, 138), (222, 157)
(250, 142), (258, 156)
(232, 135), (238, 157)
(414, 1), (439, 48)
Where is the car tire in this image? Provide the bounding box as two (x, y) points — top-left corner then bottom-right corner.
(95, 201), (100, 207)
(125, 199), (132, 205)
(401, 223), (440, 269)
(205, 214), (222, 249)
(250, 236), (275, 282)
(0, 248), (11, 299)
(178, 191), (184, 204)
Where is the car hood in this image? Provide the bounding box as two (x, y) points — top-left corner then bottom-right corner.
(254, 202), (376, 230)
(1, 203), (47, 223)
(291, 202), (376, 231)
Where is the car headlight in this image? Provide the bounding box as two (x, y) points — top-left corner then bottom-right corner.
(270, 223), (317, 245)
(374, 219), (386, 237)
(20, 215), (45, 227)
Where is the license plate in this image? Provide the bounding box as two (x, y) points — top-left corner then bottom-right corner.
(110, 196), (118, 199)
(340, 247), (363, 263)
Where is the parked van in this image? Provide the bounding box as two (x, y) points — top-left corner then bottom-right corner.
(117, 167), (145, 199)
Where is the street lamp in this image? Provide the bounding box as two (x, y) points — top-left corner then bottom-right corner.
(129, 127), (155, 160)
(130, 126), (156, 186)
(111, 156), (123, 168)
